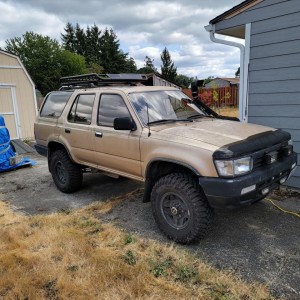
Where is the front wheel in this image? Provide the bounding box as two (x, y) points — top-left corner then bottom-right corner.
(151, 173), (214, 244)
(50, 149), (82, 193)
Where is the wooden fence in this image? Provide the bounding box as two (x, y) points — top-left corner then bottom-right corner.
(198, 86), (239, 107)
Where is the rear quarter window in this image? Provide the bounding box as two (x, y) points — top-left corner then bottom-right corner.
(40, 91), (72, 118)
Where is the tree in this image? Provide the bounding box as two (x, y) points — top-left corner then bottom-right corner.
(60, 50), (87, 77)
(61, 22), (76, 52)
(62, 23), (103, 71)
(175, 74), (194, 89)
(86, 62), (104, 74)
(99, 28), (129, 73)
(137, 56), (157, 74)
(5, 32), (87, 95)
(74, 23), (86, 56)
(124, 57), (137, 73)
(160, 47), (177, 82)
(203, 76), (214, 86)
(85, 24), (102, 64)
(235, 67), (240, 77)
(61, 24), (134, 74)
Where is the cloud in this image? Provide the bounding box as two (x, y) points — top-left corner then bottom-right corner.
(0, 1), (64, 46)
(0, 0), (242, 79)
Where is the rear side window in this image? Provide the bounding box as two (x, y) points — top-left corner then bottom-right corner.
(68, 94), (95, 125)
(40, 91), (72, 118)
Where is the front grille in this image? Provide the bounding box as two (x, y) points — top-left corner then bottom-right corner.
(253, 156), (265, 169)
(253, 142), (292, 170)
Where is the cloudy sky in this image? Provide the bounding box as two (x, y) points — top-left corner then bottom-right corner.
(0, 0), (243, 79)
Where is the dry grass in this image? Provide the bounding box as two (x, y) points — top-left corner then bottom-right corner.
(0, 191), (272, 300)
(218, 107), (239, 118)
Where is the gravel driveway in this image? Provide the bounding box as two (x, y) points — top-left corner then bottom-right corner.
(1, 152), (299, 299)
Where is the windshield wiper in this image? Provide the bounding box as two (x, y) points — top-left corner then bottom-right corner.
(187, 114), (212, 119)
(148, 118), (192, 125)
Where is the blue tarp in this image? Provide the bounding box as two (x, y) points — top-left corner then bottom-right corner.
(0, 115), (35, 172)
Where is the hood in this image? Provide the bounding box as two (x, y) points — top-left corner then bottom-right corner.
(150, 118), (275, 148)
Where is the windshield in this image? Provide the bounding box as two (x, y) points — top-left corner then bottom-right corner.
(128, 90), (205, 125)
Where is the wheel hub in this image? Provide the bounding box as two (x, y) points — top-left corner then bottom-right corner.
(170, 206), (178, 215)
(161, 193), (190, 229)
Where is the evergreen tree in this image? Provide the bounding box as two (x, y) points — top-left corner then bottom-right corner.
(61, 22), (76, 52)
(85, 24), (102, 64)
(74, 23), (86, 56)
(61, 23), (103, 72)
(160, 47), (177, 82)
(61, 23), (137, 74)
(99, 28), (128, 73)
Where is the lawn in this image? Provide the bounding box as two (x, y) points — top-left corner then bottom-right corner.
(219, 106), (239, 118)
(0, 190), (271, 300)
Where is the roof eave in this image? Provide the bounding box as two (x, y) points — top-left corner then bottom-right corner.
(210, 0), (262, 24)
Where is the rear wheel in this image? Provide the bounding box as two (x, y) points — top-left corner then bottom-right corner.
(50, 149), (82, 193)
(151, 173), (213, 244)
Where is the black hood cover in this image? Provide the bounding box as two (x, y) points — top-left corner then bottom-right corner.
(213, 129), (291, 159)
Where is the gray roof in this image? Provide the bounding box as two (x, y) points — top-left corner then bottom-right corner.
(210, 0), (254, 24)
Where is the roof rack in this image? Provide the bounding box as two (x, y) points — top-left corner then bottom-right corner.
(59, 73), (147, 90)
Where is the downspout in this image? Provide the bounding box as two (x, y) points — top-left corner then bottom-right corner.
(204, 24), (246, 122)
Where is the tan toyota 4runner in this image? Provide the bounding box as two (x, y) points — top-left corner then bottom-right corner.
(34, 74), (297, 244)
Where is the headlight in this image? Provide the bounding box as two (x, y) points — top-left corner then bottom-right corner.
(215, 156), (253, 177)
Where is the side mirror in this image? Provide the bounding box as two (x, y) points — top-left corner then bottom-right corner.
(113, 117), (136, 131)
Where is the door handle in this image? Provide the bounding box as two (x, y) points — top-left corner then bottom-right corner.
(65, 128), (71, 133)
(95, 131), (103, 138)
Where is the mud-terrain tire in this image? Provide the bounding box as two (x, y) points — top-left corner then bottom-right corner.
(50, 149), (82, 193)
(151, 173), (213, 244)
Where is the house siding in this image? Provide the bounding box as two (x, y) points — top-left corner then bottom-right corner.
(214, 0), (300, 189)
(214, 0), (298, 32)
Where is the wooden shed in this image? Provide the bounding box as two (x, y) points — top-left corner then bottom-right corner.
(206, 0), (300, 189)
(0, 50), (37, 140)
(204, 77), (240, 88)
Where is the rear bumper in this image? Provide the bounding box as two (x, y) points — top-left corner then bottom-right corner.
(199, 153), (297, 209)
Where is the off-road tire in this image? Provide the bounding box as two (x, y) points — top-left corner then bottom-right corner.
(50, 149), (82, 193)
(151, 173), (214, 244)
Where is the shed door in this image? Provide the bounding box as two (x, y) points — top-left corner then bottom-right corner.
(0, 86), (19, 139)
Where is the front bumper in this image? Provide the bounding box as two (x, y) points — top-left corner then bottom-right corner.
(199, 153), (297, 209)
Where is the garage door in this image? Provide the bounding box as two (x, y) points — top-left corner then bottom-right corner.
(0, 86), (19, 139)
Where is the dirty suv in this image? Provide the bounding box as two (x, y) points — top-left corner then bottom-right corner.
(34, 74), (297, 244)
